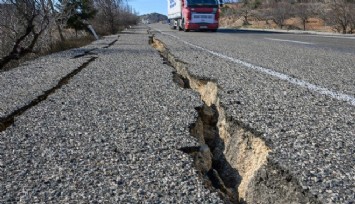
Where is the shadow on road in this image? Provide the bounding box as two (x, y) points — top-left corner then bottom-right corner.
(214, 28), (286, 35)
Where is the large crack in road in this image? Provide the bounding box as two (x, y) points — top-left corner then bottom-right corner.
(150, 36), (320, 204)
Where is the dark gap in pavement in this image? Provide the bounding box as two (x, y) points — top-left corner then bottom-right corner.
(103, 39), (119, 49)
(0, 57), (97, 132)
(172, 71), (191, 89)
(72, 48), (98, 59)
(151, 37), (239, 203)
(150, 36), (320, 204)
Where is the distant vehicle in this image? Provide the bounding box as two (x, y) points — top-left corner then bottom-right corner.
(167, 0), (223, 32)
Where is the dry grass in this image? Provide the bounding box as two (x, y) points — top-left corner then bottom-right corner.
(47, 36), (96, 55)
(1, 35), (95, 72)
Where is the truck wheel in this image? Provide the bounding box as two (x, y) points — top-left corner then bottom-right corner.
(169, 20), (177, 30)
(182, 19), (189, 32)
(177, 19), (183, 31)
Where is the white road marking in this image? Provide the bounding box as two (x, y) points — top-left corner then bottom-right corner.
(265, 38), (314, 45)
(300, 34), (355, 40)
(155, 29), (355, 106)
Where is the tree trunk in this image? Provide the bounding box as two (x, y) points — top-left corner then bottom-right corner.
(303, 19), (306, 31)
(0, 18), (44, 69)
(48, 0), (65, 41)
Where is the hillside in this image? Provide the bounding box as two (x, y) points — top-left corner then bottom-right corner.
(220, 2), (355, 34)
(140, 13), (168, 24)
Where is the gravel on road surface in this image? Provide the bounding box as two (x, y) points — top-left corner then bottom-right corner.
(150, 24), (355, 203)
(0, 27), (224, 203)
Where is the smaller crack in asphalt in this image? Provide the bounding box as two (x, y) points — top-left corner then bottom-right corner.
(0, 57), (97, 132)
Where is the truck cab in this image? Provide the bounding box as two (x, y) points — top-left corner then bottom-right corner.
(168, 0), (221, 32)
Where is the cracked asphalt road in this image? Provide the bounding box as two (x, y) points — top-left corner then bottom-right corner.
(1, 24), (354, 203)
(149, 24), (354, 203)
(0, 27), (223, 203)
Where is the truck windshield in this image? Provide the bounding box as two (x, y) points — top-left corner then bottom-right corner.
(187, 0), (218, 6)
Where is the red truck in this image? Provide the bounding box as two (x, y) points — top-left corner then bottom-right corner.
(168, 0), (222, 32)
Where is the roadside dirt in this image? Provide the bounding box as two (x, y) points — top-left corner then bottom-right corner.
(219, 16), (334, 32)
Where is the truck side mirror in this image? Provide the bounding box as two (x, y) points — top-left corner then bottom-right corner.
(218, 0), (224, 7)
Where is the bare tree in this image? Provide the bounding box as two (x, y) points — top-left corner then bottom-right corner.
(349, 3), (355, 33)
(92, 0), (138, 35)
(238, 0), (262, 25)
(327, 0), (355, 34)
(268, 1), (294, 29)
(0, 4), (18, 57)
(0, 0), (50, 69)
(119, 3), (139, 28)
(48, 0), (65, 41)
(94, 0), (122, 34)
(294, 3), (315, 30)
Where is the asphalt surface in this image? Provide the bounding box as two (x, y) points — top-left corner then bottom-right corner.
(150, 24), (355, 203)
(1, 24), (354, 203)
(0, 50), (87, 118)
(0, 27), (223, 202)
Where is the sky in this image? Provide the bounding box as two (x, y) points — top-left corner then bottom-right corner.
(128, 0), (168, 16)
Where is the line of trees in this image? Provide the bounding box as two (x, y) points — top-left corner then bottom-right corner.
(0, 0), (139, 69)
(221, 0), (355, 34)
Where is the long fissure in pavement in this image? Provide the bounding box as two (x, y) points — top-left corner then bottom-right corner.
(0, 57), (97, 132)
(103, 38), (119, 49)
(73, 48), (98, 59)
(150, 36), (320, 204)
(73, 38), (119, 59)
